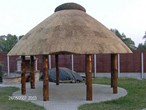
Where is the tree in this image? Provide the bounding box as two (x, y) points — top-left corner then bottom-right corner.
(111, 29), (136, 50)
(123, 38), (136, 50)
(5, 34), (18, 52)
(143, 31), (146, 44)
(111, 29), (126, 40)
(0, 34), (20, 52)
(137, 31), (146, 50)
(0, 35), (7, 52)
(143, 31), (146, 38)
(137, 43), (146, 50)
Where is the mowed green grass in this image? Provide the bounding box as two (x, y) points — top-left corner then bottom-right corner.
(79, 78), (146, 110)
(0, 87), (45, 110)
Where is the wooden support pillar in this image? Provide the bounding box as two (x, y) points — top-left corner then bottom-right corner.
(21, 56), (26, 95)
(86, 54), (92, 101)
(55, 54), (59, 85)
(111, 54), (118, 94)
(111, 54), (114, 88)
(43, 55), (49, 101)
(30, 56), (35, 89)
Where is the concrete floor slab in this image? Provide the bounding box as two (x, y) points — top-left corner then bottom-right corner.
(10, 81), (127, 110)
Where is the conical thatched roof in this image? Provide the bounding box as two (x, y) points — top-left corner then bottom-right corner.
(8, 3), (132, 56)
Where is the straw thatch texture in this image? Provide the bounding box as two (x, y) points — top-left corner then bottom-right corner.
(8, 7), (132, 56)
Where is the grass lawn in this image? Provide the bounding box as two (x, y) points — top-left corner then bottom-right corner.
(79, 78), (146, 110)
(0, 87), (45, 110)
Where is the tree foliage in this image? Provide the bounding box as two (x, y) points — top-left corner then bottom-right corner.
(137, 43), (146, 50)
(111, 29), (136, 50)
(0, 34), (23, 52)
(137, 31), (146, 50)
(143, 31), (146, 40)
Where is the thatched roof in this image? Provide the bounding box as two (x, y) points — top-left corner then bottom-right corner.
(8, 3), (132, 56)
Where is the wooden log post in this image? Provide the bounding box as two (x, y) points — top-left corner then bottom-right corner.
(86, 54), (92, 101)
(21, 56), (26, 95)
(55, 54), (59, 85)
(30, 56), (35, 89)
(43, 55), (49, 101)
(111, 54), (114, 88)
(111, 54), (118, 94)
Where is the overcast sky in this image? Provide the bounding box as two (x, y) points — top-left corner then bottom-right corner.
(0, 0), (146, 46)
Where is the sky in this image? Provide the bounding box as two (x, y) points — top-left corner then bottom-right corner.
(0, 0), (146, 46)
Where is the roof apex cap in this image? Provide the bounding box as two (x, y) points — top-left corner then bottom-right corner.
(54, 2), (86, 12)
